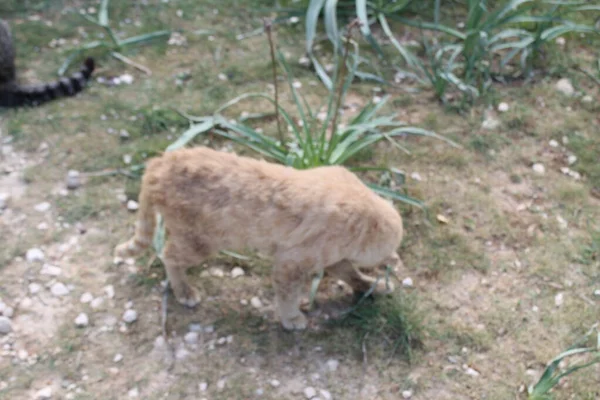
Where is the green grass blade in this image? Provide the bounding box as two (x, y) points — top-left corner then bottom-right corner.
(387, 15), (466, 40)
(356, 0), (384, 57)
(306, 0), (333, 89)
(166, 119), (215, 151)
(378, 14), (418, 68)
(119, 30), (171, 46)
(99, 0), (110, 26)
(367, 183), (424, 208)
(324, 0), (341, 50)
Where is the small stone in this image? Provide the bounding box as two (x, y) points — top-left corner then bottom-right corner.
(217, 379), (226, 391)
(36, 387), (53, 399)
(199, 382), (208, 392)
(231, 267), (245, 278)
(189, 323), (203, 332)
(549, 139), (559, 148)
(0, 192), (8, 209)
(326, 359), (339, 371)
(0, 317), (12, 334)
(402, 277), (413, 287)
(497, 102), (509, 112)
(34, 202), (51, 212)
(122, 309), (137, 323)
(410, 172), (423, 182)
(66, 170), (81, 190)
(292, 80), (302, 89)
(126, 200), (139, 211)
(555, 78), (574, 96)
(554, 292), (564, 307)
(270, 379), (280, 388)
(119, 129), (130, 140)
(29, 283), (42, 294)
(556, 37), (566, 46)
(250, 297), (262, 309)
(113, 353), (123, 363)
(90, 297), (104, 309)
(304, 386), (317, 399)
(218, 73), (227, 81)
(41, 264), (62, 276)
(37, 222), (48, 230)
(581, 95), (593, 103)
(532, 163), (545, 174)
(104, 285), (115, 299)
(75, 313), (89, 327)
(204, 325), (214, 334)
(298, 56), (310, 67)
(184, 331), (199, 344)
(593, 289), (600, 297)
(128, 387), (139, 398)
(567, 155), (577, 165)
(464, 366), (480, 377)
(50, 282), (70, 296)
(210, 267), (224, 277)
(402, 390), (413, 399)
(123, 154), (132, 164)
(532, 305), (539, 312)
(2, 307), (13, 318)
(26, 248), (45, 263)
(481, 117), (500, 130)
(125, 301), (133, 309)
(320, 389), (332, 400)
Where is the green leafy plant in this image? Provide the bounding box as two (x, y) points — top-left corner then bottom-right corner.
(527, 324), (600, 400)
(282, 0), (600, 103)
(59, 0), (170, 76)
(170, 19), (458, 208)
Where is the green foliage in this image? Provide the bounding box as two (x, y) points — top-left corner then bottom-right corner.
(280, 0), (600, 105)
(58, 0), (170, 76)
(528, 325), (600, 400)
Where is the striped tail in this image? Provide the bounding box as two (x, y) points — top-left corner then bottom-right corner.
(114, 182), (157, 259)
(0, 58), (95, 108)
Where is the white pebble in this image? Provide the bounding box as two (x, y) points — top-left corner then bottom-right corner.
(66, 170), (81, 190)
(218, 73), (228, 81)
(40, 264), (62, 276)
(75, 313), (89, 327)
(402, 277), (413, 287)
(184, 331), (199, 344)
(50, 282), (70, 296)
(250, 297), (263, 309)
(326, 359), (339, 371)
(567, 155), (577, 165)
(402, 390), (413, 398)
(292, 80), (302, 89)
(104, 285), (115, 299)
(26, 248), (45, 263)
(231, 267), (245, 278)
(556, 37), (566, 46)
(497, 102), (509, 112)
(29, 283), (42, 294)
(0, 192), (8, 209)
(593, 289), (600, 297)
(320, 389), (332, 400)
(410, 172), (422, 182)
(217, 379), (226, 390)
(126, 200), (139, 211)
(90, 297), (104, 309)
(532, 163), (545, 174)
(464, 367), (480, 377)
(122, 309), (138, 323)
(554, 292), (564, 307)
(555, 78), (574, 96)
(548, 139), (559, 148)
(37, 222), (48, 230)
(34, 202), (51, 212)
(0, 317), (12, 334)
(581, 94), (593, 103)
(304, 386), (317, 399)
(36, 387), (53, 399)
(113, 353), (123, 363)
(270, 379), (280, 387)
(210, 267), (224, 277)
(128, 387), (139, 398)
(3, 307), (13, 318)
(199, 382), (208, 392)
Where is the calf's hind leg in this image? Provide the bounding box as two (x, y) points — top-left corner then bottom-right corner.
(272, 261), (310, 330)
(162, 233), (212, 308)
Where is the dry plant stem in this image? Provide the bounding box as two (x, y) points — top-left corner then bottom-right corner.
(330, 20), (361, 140)
(264, 19), (284, 145)
(111, 51), (152, 75)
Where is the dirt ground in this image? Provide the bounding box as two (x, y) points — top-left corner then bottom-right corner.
(1, 1), (599, 399)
